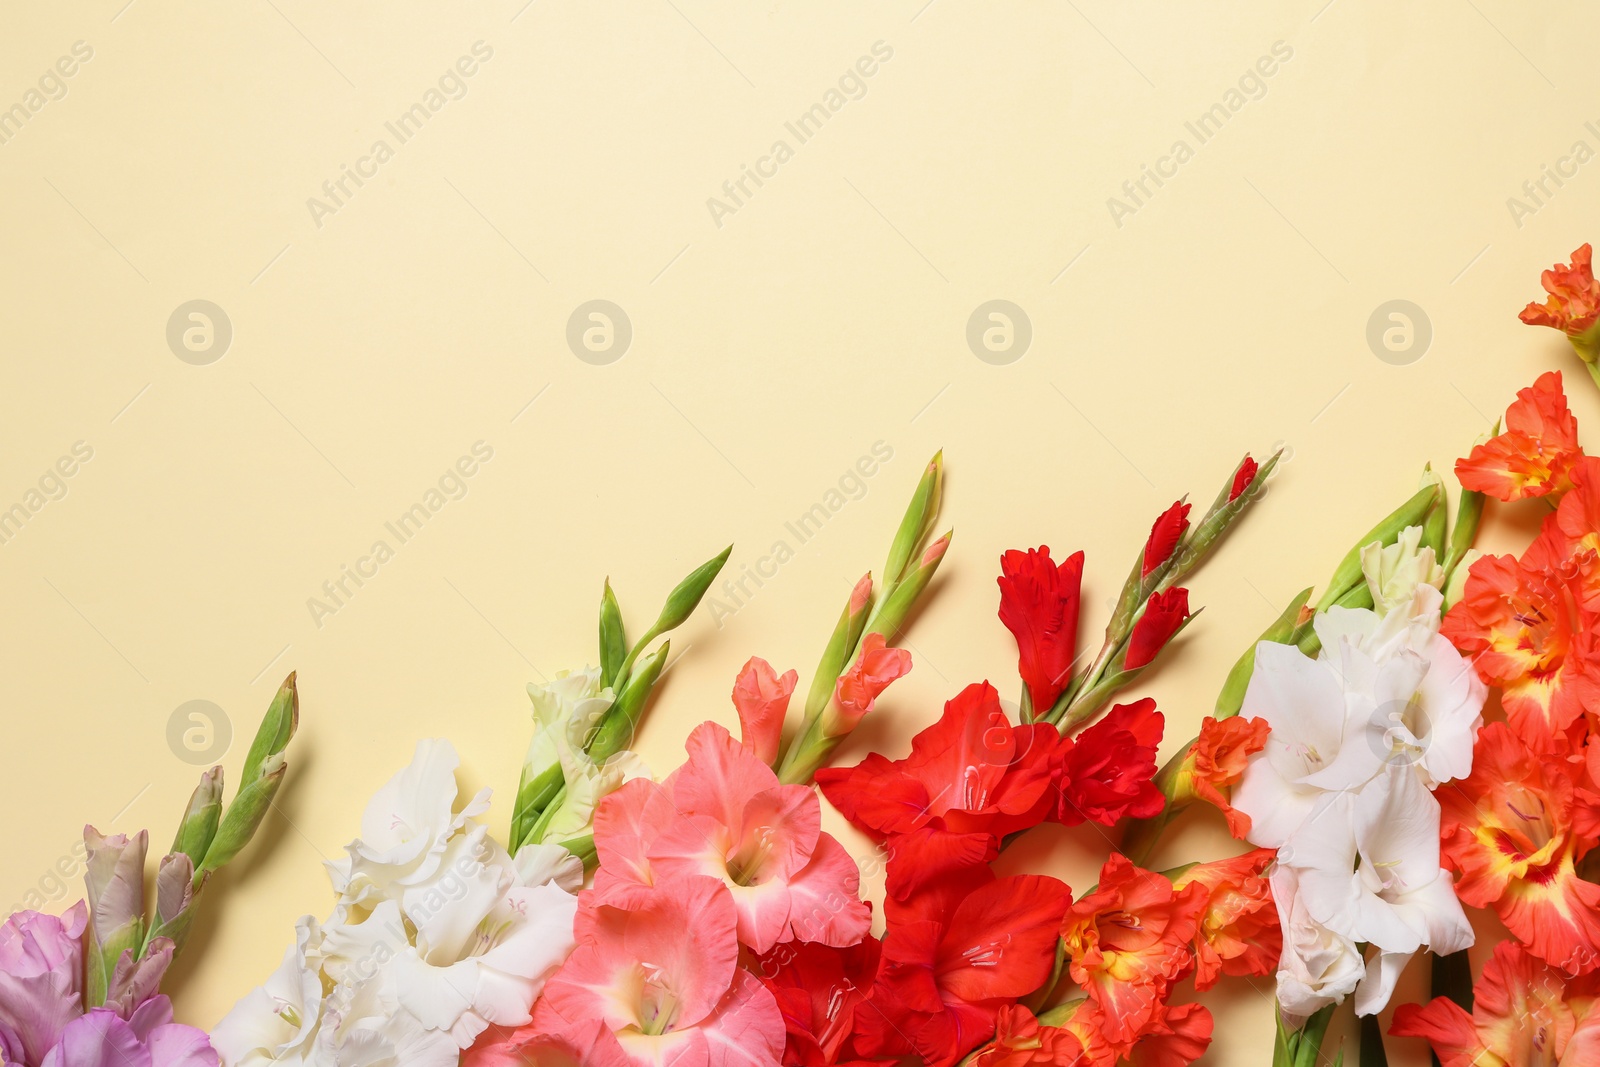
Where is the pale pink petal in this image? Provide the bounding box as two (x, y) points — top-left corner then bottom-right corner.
(782, 833), (872, 948)
(731, 658), (796, 766)
(539, 876), (739, 1034)
(146, 1024), (219, 1067)
(723, 879), (795, 955)
(698, 969), (784, 1067)
(592, 779), (675, 904)
(668, 724), (783, 831)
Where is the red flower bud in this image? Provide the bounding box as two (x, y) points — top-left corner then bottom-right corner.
(1142, 502), (1191, 578)
(1125, 588), (1190, 670)
(1229, 457), (1258, 503)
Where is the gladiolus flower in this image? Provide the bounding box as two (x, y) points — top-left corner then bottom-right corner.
(1455, 371), (1583, 501)
(1442, 552), (1600, 749)
(1391, 941), (1600, 1067)
(1439, 722), (1600, 975)
(1170, 848), (1281, 990)
(1229, 456), (1259, 503)
(0, 903), (88, 1065)
(754, 936), (883, 1066)
(1060, 854), (1205, 1045)
(1186, 715), (1270, 839)
(1124, 588), (1190, 671)
(969, 1004), (1113, 1067)
(463, 1018), (629, 1067)
(997, 547), (1085, 713)
(824, 633), (913, 738)
(595, 722), (870, 953)
(816, 682), (1059, 841)
(1055, 698), (1164, 828)
(41, 1000), (218, 1067)
(732, 656), (797, 766)
(853, 872), (1071, 1067)
(533, 875), (786, 1067)
(1520, 243), (1600, 339)
(1142, 503), (1190, 579)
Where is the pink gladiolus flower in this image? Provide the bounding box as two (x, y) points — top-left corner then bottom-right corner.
(0, 903), (88, 1065)
(464, 1018), (629, 1067)
(731, 656), (797, 766)
(823, 633), (913, 737)
(593, 722), (870, 953)
(533, 876), (785, 1067)
(41, 998), (216, 1067)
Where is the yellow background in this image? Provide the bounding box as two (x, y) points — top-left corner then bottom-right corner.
(1, 1), (1594, 1062)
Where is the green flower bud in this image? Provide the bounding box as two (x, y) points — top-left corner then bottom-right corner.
(170, 767), (223, 870)
(598, 579), (627, 687)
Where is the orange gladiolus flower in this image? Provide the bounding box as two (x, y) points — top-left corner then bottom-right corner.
(1520, 244), (1600, 338)
(1439, 723), (1600, 975)
(1060, 854), (1205, 1046)
(1456, 371), (1583, 502)
(1185, 715), (1270, 839)
(1441, 552), (1600, 749)
(1170, 848), (1281, 990)
(1391, 941), (1600, 1067)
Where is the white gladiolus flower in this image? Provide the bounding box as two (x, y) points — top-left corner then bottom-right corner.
(214, 740), (581, 1067)
(1235, 533), (1488, 1020)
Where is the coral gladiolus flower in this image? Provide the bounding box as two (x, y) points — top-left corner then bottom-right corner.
(1391, 941), (1600, 1067)
(997, 548), (1085, 713)
(1442, 553), (1600, 748)
(594, 722), (870, 953)
(1186, 715), (1270, 839)
(825, 633), (913, 737)
(1125, 589), (1190, 671)
(1142, 503), (1191, 579)
(1055, 699), (1164, 828)
(853, 873), (1072, 1067)
(1439, 722), (1600, 974)
(1060, 854), (1205, 1045)
(533, 875), (786, 1067)
(754, 937), (884, 1066)
(1520, 244), (1600, 337)
(1171, 848), (1281, 990)
(817, 682), (1061, 845)
(1456, 371), (1583, 501)
(732, 656), (798, 766)
(1526, 456), (1600, 576)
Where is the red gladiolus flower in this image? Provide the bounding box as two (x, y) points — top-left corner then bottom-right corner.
(755, 937), (886, 1066)
(1391, 941), (1600, 1067)
(997, 547), (1085, 713)
(1186, 715), (1271, 839)
(853, 872), (1071, 1067)
(1125, 589), (1190, 671)
(969, 1005), (1114, 1067)
(1520, 243), (1600, 337)
(1060, 854), (1206, 1046)
(1441, 552), (1600, 748)
(816, 682), (1061, 870)
(1455, 371), (1583, 501)
(1229, 456), (1258, 503)
(1439, 722), (1600, 975)
(1141, 502), (1191, 579)
(1056, 698), (1165, 828)
(1170, 848), (1281, 990)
